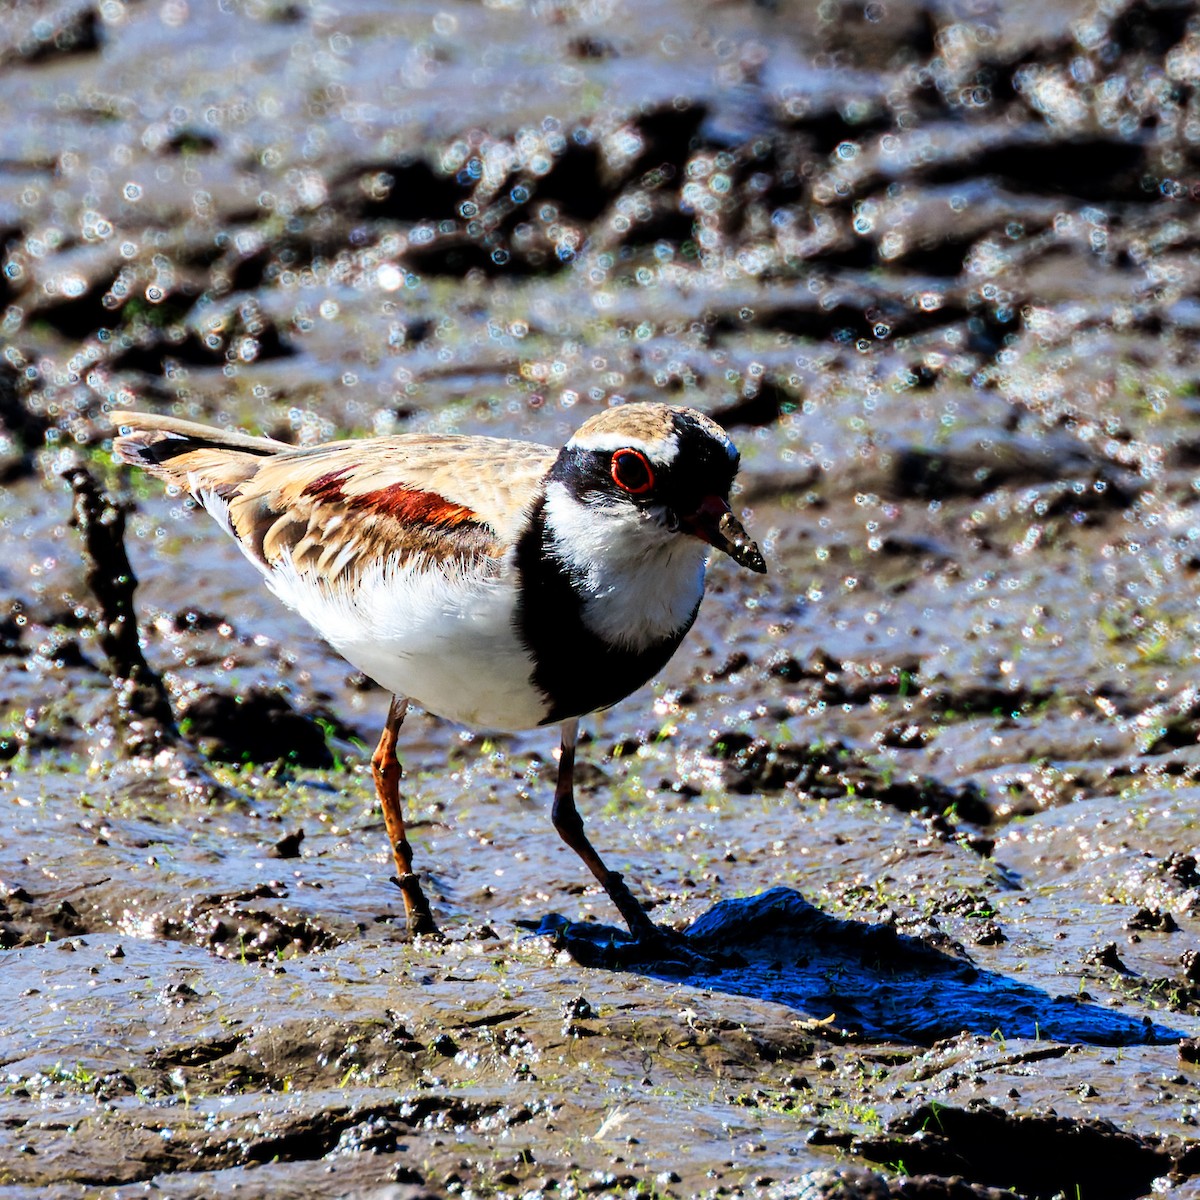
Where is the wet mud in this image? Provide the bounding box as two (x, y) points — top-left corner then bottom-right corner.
(4, 0), (1200, 1195)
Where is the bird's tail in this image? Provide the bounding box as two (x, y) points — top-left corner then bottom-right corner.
(109, 409), (287, 499)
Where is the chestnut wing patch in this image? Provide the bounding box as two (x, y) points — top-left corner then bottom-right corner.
(229, 466), (503, 581)
(348, 479), (479, 529)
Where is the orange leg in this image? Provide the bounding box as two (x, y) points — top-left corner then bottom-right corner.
(550, 718), (659, 942)
(371, 696), (438, 936)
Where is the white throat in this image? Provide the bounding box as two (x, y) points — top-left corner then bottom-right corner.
(542, 479), (709, 651)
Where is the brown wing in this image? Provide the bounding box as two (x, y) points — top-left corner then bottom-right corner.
(110, 410), (556, 582)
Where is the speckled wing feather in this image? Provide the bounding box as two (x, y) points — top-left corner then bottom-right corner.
(109, 410), (556, 582)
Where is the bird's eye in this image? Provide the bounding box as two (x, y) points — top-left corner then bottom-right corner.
(610, 448), (655, 494)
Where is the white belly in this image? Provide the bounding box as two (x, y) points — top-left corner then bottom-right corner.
(265, 555), (549, 731)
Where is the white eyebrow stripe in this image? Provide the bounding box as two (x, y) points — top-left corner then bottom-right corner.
(566, 430), (680, 462)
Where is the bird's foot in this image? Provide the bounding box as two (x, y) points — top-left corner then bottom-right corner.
(521, 912), (734, 973)
(626, 918), (737, 971)
(394, 873), (443, 941)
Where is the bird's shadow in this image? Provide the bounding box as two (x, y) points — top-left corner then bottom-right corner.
(524, 887), (1184, 1047)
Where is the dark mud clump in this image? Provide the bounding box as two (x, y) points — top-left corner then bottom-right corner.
(855, 1104), (1190, 1200)
(64, 463), (177, 752)
(176, 686), (340, 768)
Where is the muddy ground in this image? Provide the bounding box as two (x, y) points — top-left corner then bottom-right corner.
(3, 0), (1200, 1196)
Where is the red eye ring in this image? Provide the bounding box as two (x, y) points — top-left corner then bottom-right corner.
(610, 448), (655, 495)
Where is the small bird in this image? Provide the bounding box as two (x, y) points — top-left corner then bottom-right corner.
(110, 403), (766, 946)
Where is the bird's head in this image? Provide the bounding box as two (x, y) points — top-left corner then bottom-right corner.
(548, 404), (766, 574)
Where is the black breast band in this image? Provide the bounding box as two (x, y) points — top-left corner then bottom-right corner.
(512, 499), (699, 725)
